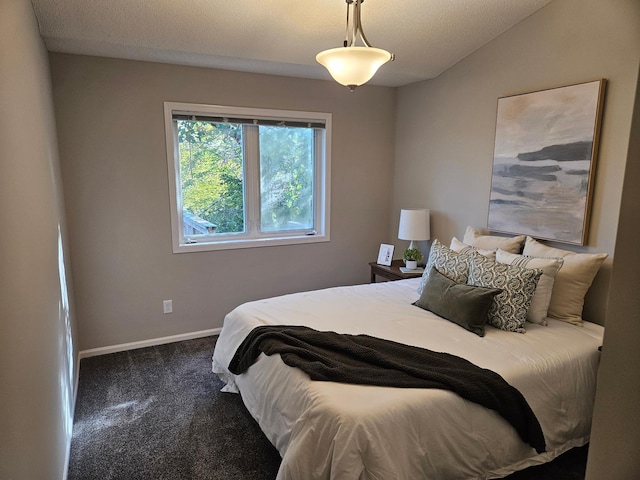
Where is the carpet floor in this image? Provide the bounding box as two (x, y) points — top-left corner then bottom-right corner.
(68, 336), (588, 479)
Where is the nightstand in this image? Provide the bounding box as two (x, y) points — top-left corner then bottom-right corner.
(369, 259), (424, 283)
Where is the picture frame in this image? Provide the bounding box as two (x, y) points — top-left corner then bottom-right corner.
(376, 244), (395, 266)
(487, 80), (606, 245)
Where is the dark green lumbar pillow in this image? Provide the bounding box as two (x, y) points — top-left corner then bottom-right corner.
(413, 267), (501, 337)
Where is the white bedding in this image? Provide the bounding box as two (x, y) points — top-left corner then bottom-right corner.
(212, 278), (603, 480)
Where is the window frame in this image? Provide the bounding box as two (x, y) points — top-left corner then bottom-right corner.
(163, 102), (331, 253)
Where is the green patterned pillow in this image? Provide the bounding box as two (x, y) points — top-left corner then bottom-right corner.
(495, 249), (563, 326)
(468, 254), (542, 333)
(418, 239), (473, 295)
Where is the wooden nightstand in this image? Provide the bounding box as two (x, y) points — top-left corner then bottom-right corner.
(369, 259), (424, 283)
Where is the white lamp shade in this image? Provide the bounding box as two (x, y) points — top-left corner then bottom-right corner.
(398, 209), (431, 241)
(316, 46), (392, 88)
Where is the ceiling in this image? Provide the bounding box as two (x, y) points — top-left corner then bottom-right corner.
(31, 0), (553, 88)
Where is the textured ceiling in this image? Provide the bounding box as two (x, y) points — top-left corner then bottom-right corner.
(32, 0), (553, 87)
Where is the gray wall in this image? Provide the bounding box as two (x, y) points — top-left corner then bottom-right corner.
(50, 54), (396, 350)
(0, 0), (78, 478)
(4, 0), (637, 477)
(586, 64), (640, 480)
(393, 0), (640, 475)
(392, 0), (640, 325)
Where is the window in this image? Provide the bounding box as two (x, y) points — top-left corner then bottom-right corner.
(164, 102), (331, 252)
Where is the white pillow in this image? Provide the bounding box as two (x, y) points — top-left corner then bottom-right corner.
(450, 237), (496, 260)
(496, 249), (563, 326)
(522, 236), (607, 325)
(463, 226), (525, 254)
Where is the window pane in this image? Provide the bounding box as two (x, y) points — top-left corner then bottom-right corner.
(259, 126), (314, 232)
(177, 120), (245, 234)
(165, 102), (330, 252)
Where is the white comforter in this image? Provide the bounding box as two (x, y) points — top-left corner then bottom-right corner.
(212, 278), (603, 480)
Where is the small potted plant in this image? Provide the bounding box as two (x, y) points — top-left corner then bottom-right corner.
(402, 247), (423, 270)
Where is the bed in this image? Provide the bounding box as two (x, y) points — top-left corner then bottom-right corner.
(212, 272), (603, 479)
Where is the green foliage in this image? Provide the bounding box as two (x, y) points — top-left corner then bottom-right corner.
(259, 126), (314, 231)
(403, 247), (424, 262)
(177, 119), (315, 235)
(178, 120), (244, 233)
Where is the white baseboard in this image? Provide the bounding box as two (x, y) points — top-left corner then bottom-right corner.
(78, 328), (221, 359)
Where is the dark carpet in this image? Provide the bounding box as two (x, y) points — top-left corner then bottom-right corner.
(68, 336), (588, 480)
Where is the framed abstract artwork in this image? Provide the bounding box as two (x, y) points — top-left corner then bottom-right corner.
(487, 80), (606, 245)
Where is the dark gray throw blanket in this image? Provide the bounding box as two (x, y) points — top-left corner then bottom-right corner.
(228, 325), (546, 454)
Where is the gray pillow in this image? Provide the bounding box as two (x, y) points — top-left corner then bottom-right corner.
(414, 267), (502, 337)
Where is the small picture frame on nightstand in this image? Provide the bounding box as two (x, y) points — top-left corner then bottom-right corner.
(376, 244), (395, 266)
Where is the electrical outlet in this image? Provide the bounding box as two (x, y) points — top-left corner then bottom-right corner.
(163, 300), (173, 314)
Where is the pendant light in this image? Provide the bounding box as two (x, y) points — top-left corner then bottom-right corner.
(316, 0), (394, 92)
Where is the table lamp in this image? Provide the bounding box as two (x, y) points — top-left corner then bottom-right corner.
(398, 209), (431, 268)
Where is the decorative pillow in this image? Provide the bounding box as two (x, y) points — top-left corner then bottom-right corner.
(450, 237), (496, 260)
(496, 249), (564, 326)
(522, 236), (608, 325)
(418, 239), (472, 294)
(463, 226), (525, 254)
(468, 255), (542, 333)
(414, 267), (502, 337)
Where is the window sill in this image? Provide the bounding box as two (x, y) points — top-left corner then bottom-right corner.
(172, 233), (330, 253)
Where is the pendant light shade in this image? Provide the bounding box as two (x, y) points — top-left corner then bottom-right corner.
(316, 0), (394, 92)
(316, 46), (392, 89)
